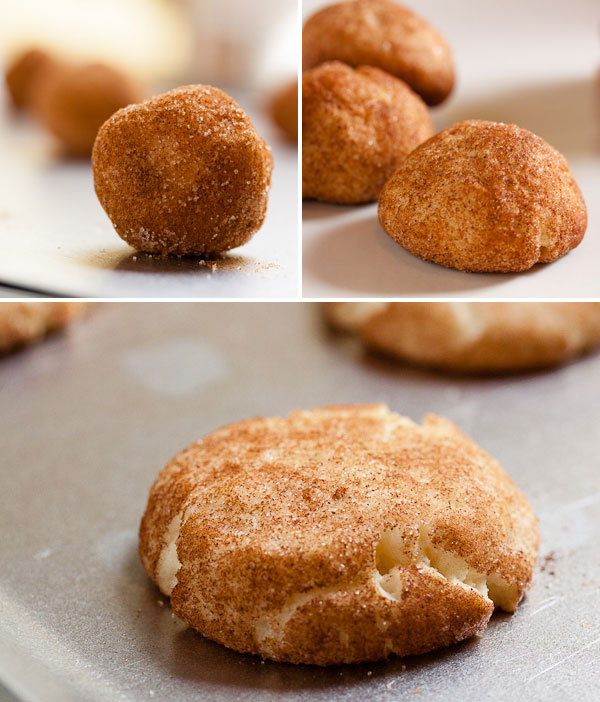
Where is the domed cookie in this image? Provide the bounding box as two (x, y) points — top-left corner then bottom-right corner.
(92, 85), (273, 257)
(303, 0), (454, 106)
(378, 120), (587, 272)
(324, 302), (600, 372)
(303, 61), (433, 204)
(139, 404), (538, 665)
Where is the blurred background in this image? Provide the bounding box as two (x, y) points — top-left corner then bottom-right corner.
(0, 0), (297, 90)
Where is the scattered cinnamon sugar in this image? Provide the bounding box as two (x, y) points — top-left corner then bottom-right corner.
(540, 551), (557, 575)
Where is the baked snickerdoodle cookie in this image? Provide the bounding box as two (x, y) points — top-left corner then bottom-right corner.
(33, 62), (143, 157)
(139, 404), (538, 665)
(324, 302), (600, 373)
(0, 302), (87, 353)
(92, 85), (273, 257)
(303, 0), (454, 106)
(378, 120), (587, 272)
(303, 61), (433, 203)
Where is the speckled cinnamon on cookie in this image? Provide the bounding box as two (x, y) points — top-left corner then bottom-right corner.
(92, 85), (273, 257)
(139, 404), (538, 665)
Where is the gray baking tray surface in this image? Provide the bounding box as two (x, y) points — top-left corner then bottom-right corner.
(1, 303), (598, 700)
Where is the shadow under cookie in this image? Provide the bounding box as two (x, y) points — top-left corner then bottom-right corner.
(303, 210), (550, 296)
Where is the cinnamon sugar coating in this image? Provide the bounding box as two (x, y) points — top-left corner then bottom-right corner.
(270, 80), (298, 143)
(303, 61), (433, 204)
(378, 120), (587, 272)
(0, 302), (87, 352)
(92, 85), (273, 257)
(139, 404), (538, 665)
(324, 302), (600, 373)
(303, 0), (454, 106)
(33, 63), (143, 157)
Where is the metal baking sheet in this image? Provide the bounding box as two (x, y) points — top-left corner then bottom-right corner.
(0, 89), (298, 299)
(0, 302), (599, 701)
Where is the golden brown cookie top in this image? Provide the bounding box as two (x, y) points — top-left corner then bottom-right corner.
(140, 406), (538, 655)
(302, 61), (433, 203)
(303, 0), (454, 105)
(378, 120), (587, 272)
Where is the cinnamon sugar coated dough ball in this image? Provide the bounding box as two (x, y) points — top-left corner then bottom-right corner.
(33, 63), (143, 157)
(303, 0), (454, 106)
(4, 48), (58, 110)
(303, 61), (433, 203)
(93, 85), (273, 256)
(270, 80), (298, 142)
(0, 302), (87, 353)
(139, 404), (538, 665)
(324, 302), (600, 373)
(378, 120), (587, 273)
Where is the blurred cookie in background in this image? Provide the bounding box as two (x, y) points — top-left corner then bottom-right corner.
(324, 302), (600, 373)
(4, 47), (60, 110)
(0, 302), (88, 353)
(269, 79), (298, 143)
(31, 62), (144, 157)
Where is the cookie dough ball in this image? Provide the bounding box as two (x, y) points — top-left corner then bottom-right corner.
(324, 302), (600, 373)
(303, 0), (454, 106)
(270, 80), (298, 142)
(92, 85), (273, 257)
(378, 120), (587, 272)
(33, 63), (143, 157)
(303, 61), (433, 204)
(0, 302), (87, 353)
(4, 48), (58, 110)
(139, 404), (538, 665)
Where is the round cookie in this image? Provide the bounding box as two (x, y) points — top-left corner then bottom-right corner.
(0, 302), (87, 353)
(303, 61), (433, 204)
(4, 48), (58, 110)
(139, 404), (538, 665)
(92, 85), (273, 257)
(270, 80), (298, 143)
(33, 63), (143, 157)
(378, 120), (587, 272)
(324, 302), (600, 373)
(303, 0), (454, 106)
